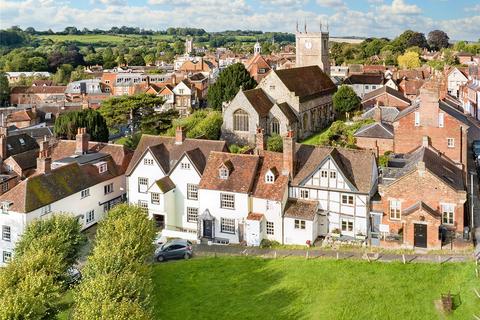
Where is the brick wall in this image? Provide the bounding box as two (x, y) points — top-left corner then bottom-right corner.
(356, 137), (393, 156)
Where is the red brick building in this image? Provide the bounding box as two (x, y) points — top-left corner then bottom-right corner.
(392, 81), (469, 170)
(361, 86), (411, 110)
(374, 144), (467, 249)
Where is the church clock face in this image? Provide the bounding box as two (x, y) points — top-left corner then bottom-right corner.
(304, 41), (312, 49)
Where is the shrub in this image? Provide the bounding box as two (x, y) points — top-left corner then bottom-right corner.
(260, 239), (281, 248)
(267, 134), (283, 152)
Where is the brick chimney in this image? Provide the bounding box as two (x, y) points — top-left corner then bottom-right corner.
(373, 106), (382, 123)
(255, 127), (265, 154)
(418, 82), (440, 127)
(75, 127), (90, 155)
(282, 130), (295, 176)
(175, 127), (185, 145)
(37, 137), (51, 174)
(0, 126), (7, 161)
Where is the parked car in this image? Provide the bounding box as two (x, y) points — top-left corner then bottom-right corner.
(65, 266), (82, 286)
(154, 239), (193, 262)
(153, 233), (167, 246)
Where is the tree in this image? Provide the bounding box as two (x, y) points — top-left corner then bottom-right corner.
(267, 134), (283, 152)
(333, 85), (360, 118)
(428, 30), (449, 51)
(99, 94), (176, 135)
(406, 32), (428, 49)
(54, 109), (109, 142)
(0, 72), (9, 107)
(442, 48), (459, 66)
(207, 63), (256, 110)
(167, 110), (223, 140)
(397, 51), (421, 69)
(73, 204), (155, 320)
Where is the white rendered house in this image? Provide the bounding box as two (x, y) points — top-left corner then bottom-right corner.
(0, 129), (131, 266)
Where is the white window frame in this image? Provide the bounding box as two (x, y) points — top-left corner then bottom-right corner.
(85, 210), (95, 224)
(2, 251), (12, 263)
(221, 217), (235, 234)
(144, 158), (154, 166)
(441, 203), (455, 225)
(265, 173), (274, 183)
(181, 162), (191, 170)
(294, 219), (306, 230)
(438, 112), (444, 128)
(321, 170), (328, 178)
(138, 200), (148, 212)
(98, 162), (108, 174)
(341, 194), (354, 206)
(81, 188), (90, 199)
(219, 168), (229, 179)
(299, 189), (309, 199)
(447, 138), (455, 148)
(1, 225), (11, 241)
(2, 182), (8, 193)
(220, 193), (235, 210)
(389, 200), (401, 220)
(341, 219), (354, 232)
(151, 192), (160, 205)
(187, 184), (198, 200)
(266, 221), (274, 235)
(104, 183), (113, 195)
(41, 204), (51, 216)
(330, 171), (337, 179)
(414, 112), (420, 127)
(138, 177), (148, 193)
(187, 207), (198, 222)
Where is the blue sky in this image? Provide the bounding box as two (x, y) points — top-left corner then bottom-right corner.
(1, 0), (479, 40)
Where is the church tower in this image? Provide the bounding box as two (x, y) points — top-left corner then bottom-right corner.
(185, 36), (193, 55)
(254, 40), (261, 55)
(295, 21), (330, 75)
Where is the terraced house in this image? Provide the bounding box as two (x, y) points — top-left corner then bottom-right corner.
(0, 128), (132, 266)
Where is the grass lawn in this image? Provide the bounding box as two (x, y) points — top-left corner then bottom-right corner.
(151, 257), (479, 320)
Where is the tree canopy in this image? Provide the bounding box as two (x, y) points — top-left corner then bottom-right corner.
(397, 51), (421, 69)
(428, 30), (450, 51)
(54, 108), (110, 142)
(333, 85), (360, 116)
(207, 63), (256, 110)
(0, 72), (9, 107)
(166, 109), (223, 140)
(99, 93), (178, 135)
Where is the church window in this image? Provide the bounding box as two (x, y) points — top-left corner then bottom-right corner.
(233, 109), (249, 132)
(271, 117), (280, 135)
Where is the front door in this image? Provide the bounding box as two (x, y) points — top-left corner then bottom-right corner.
(414, 223), (427, 248)
(154, 214), (165, 229)
(203, 220), (213, 239)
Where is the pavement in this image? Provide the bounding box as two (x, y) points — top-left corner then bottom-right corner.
(193, 244), (473, 263)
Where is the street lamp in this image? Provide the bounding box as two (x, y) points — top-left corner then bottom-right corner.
(470, 170), (477, 236)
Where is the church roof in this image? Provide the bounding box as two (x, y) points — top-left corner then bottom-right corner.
(274, 66), (336, 102)
(243, 88), (274, 117)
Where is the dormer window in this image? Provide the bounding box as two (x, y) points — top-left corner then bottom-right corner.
(219, 168), (229, 179)
(265, 168), (278, 184)
(19, 138), (25, 145)
(96, 161), (108, 174)
(7, 144), (12, 151)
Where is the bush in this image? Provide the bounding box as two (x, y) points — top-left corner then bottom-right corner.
(267, 134), (283, 152)
(260, 239), (281, 248)
(167, 110), (223, 140)
(229, 144), (250, 154)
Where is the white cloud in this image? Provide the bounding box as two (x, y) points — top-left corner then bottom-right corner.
(378, 0), (422, 15)
(465, 4), (480, 13)
(316, 0), (344, 7)
(98, 0), (126, 5)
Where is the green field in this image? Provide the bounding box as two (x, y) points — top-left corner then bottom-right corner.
(151, 257), (479, 320)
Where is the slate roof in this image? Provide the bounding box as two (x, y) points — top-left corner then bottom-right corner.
(362, 106), (399, 123)
(10, 86), (67, 94)
(9, 126), (54, 141)
(126, 134), (227, 176)
(354, 122), (394, 139)
(381, 146), (464, 191)
(362, 86), (411, 105)
(199, 152), (260, 194)
(274, 66), (336, 102)
(0, 158), (119, 213)
(277, 102), (298, 124)
(156, 176), (176, 193)
(5, 134), (38, 158)
(292, 145), (376, 193)
(283, 198), (318, 220)
(243, 88), (273, 117)
(343, 74), (384, 85)
(9, 149), (38, 171)
(251, 151), (289, 202)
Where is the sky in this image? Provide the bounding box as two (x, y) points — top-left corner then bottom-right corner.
(1, 0), (479, 41)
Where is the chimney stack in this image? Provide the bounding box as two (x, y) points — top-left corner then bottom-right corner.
(75, 127), (90, 155)
(37, 137), (51, 174)
(175, 127), (185, 145)
(0, 126), (7, 161)
(255, 127), (265, 154)
(422, 136), (430, 148)
(282, 130), (295, 176)
(373, 105), (382, 123)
